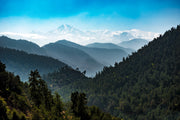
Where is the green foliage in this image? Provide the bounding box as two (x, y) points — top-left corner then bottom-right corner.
(0, 60), (120, 120)
(0, 62), (61, 119)
(71, 92), (89, 120)
(0, 61), (5, 72)
(29, 69), (64, 119)
(7, 108), (27, 120)
(70, 92), (119, 120)
(89, 25), (180, 119)
(29, 70), (44, 107)
(0, 98), (8, 120)
(12, 112), (21, 120)
(0, 47), (66, 81)
(44, 25), (180, 119)
(43, 65), (89, 101)
(43, 65), (87, 88)
(52, 92), (63, 119)
(1, 25), (179, 119)
(88, 106), (121, 120)
(0, 62), (31, 114)
(32, 108), (43, 120)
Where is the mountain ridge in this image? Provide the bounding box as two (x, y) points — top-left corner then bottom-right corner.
(0, 24), (159, 46)
(0, 36), (46, 55)
(55, 40), (129, 65)
(42, 42), (103, 77)
(45, 25), (180, 119)
(86, 42), (134, 53)
(0, 47), (66, 81)
(0, 36), (148, 77)
(119, 38), (149, 50)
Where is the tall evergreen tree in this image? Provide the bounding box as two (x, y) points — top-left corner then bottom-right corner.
(29, 70), (43, 107)
(71, 92), (89, 120)
(53, 92), (63, 118)
(0, 100), (8, 120)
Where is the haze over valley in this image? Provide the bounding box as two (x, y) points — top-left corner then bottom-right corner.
(0, 24), (161, 79)
(0, 0), (179, 119)
(0, 33), (148, 79)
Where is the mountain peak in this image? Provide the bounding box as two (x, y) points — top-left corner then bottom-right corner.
(58, 24), (73, 30)
(55, 39), (81, 48)
(56, 39), (72, 44)
(56, 24), (83, 35)
(0, 35), (9, 38)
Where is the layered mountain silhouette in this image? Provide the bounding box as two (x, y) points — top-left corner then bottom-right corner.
(55, 40), (128, 65)
(42, 42), (103, 76)
(0, 24), (159, 46)
(86, 42), (134, 53)
(45, 25), (180, 119)
(0, 36), (136, 76)
(0, 24), (178, 120)
(0, 47), (66, 81)
(119, 38), (149, 50)
(0, 36), (103, 76)
(0, 36), (46, 55)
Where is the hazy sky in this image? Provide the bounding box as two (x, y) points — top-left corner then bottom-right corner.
(0, 0), (180, 33)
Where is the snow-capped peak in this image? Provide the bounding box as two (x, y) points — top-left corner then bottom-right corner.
(57, 24), (80, 33)
(58, 24), (73, 31)
(0, 24), (160, 46)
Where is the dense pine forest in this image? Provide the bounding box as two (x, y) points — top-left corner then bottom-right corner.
(0, 62), (119, 120)
(43, 26), (180, 119)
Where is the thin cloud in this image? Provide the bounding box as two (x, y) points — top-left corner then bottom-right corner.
(0, 25), (160, 46)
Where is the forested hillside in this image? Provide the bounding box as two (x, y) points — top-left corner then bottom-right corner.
(0, 62), (119, 120)
(0, 36), (46, 55)
(44, 66), (87, 88)
(45, 26), (180, 119)
(0, 47), (66, 81)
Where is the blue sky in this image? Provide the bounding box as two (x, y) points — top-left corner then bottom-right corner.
(0, 0), (180, 33)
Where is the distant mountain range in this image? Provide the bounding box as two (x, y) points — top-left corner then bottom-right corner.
(0, 25), (178, 120)
(42, 42), (103, 76)
(54, 40), (128, 66)
(119, 38), (149, 50)
(0, 24), (159, 46)
(0, 36), (46, 55)
(0, 35), (150, 77)
(86, 42), (134, 53)
(0, 47), (66, 81)
(39, 24), (159, 45)
(0, 36), (126, 77)
(45, 25), (180, 120)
